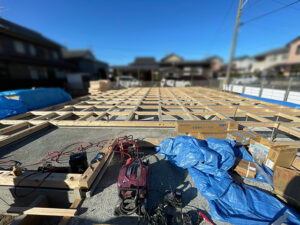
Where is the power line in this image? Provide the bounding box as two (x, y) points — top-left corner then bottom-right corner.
(208, 0), (235, 54)
(242, 0), (264, 12)
(272, 0), (300, 11)
(241, 0), (300, 25)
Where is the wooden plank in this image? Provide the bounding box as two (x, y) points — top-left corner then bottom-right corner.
(11, 195), (48, 225)
(126, 88), (151, 121)
(0, 170), (81, 189)
(0, 87), (300, 145)
(58, 199), (81, 225)
(85, 152), (115, 197)
(79, 138), (116, 188)
(166, 88), (196, 120)
(7, 207), (76, 217)
(0, 122), (29, 135)
(0, 122), (51, 148)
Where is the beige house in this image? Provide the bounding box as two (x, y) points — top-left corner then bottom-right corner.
(251, 36), (300, 76)
(286, 37), (300, 76)
(251, 47), (288, 74)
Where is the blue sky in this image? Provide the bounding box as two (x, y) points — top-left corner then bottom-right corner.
(1, 0), (300, 65)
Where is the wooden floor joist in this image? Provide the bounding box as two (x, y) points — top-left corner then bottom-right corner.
(7, 207), (77, 217)
(1, 87), (300, 147)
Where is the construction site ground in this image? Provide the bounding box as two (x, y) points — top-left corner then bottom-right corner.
(0, 126), (274, 225)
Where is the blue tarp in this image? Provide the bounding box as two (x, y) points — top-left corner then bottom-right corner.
(0, 88), (71, 119)
(240, 94), (300, 109)
(156, 136), (300, 225)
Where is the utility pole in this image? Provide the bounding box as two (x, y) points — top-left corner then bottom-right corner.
(225, 0), (243, 85)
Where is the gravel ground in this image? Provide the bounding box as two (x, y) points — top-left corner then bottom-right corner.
(0, 127), (274, 225)
(69, 147), (230, 225)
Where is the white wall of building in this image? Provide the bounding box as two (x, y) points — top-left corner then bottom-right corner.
(233, 57), (252, 73)
(251, 52), (288, 72)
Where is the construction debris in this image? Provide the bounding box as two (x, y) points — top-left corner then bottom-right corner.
(88, 80), (110, 94)
(233, 158), (256, 178)
(273, 166), (300, 209)
(156, 136), (300, 224)
(1, 87), (300, 224)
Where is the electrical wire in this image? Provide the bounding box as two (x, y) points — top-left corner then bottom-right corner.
(241, 0), (300, 25)
(208, 0), (235, 54)
(13, 172), (52, 198)
(272, 0), (300, 11)
(3, 136), (137, 199)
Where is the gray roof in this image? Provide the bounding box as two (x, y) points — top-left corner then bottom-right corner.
(112, 64), (158, 70)
(62, 49), (94, 59)
(234, 55), (251, 60)
(254, 47), (288, 58)
(0, 18), (61, 47)
(287, 36), (300, 45)
(131, 57), (156, 65)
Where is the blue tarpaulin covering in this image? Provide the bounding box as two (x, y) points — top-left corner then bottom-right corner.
(0, 88), (71, 119)
(156, 136), (300, 225)
(240, 94), (300, 109)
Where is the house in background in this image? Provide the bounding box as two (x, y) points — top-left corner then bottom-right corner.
(232, 55), (252, 74)
(111, 54), (223, 82)
(286, 36), (300, 76)
(62, 49), (108, 79)
(112, 57), (159, 81)
(251, 47), (289, 75)
(0, 18), (70, 91)
(158, 53), (223, 79)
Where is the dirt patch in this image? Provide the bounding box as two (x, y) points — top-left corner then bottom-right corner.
(0, 214), (17, 225)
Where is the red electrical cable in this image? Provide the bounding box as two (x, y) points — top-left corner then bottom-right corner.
(14, 172), (52, 198)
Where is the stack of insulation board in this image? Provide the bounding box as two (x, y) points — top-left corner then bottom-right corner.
(88, 80), (110, 94)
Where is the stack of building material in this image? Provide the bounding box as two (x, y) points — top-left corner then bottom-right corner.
(88, 80), (110, 94)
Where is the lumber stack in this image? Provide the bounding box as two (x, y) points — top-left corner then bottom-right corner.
(88, 80), (110, 94)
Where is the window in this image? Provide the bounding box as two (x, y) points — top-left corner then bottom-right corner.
(0, 39), (3, 53)
(270, 54), (277, 61)
(296, 45), (300, 55)
(14, 41), (25, 54)
(282, 53), (288, 59)
(52, 50), (59, 60)
(39, 68), (48, 79)
(29, 68), (39, 80)
(29, 67), (48, 80)
(55, 69), (66, 79)
(29, 44), (36, 56)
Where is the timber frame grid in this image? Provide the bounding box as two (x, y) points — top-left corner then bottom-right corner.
(1, 87), (300, 224)
(1, 87), (300, 148)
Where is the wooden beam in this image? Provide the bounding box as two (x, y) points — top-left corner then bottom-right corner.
(0, 122), (51, 148)
(7, 207), (76, 217)
(11, 195), (48, 225)
(0, 170), (81, 189)
(79, 138), (116, 189)
(58, 199), (81, 225)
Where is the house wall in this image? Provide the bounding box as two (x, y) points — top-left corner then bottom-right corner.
(233, 58), (252, 73)
(8, 63), (30, 79)
(251, 52), (287, 72)
(0, 34), (65, 80)
(287, 39), (300, 64)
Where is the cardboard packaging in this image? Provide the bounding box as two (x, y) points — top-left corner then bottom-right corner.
(248, 140), (270, 165)
(273, 166), (300, 208)
(176, 120), (238, 134)
(249, 140), (297, 170)
(233, 158), (256, 178)
(264, 147), (297, 170)
(227, 131), (260, 145)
